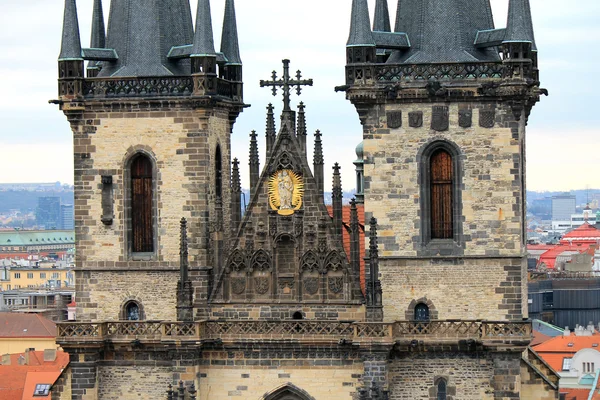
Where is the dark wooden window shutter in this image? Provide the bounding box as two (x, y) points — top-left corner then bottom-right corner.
(430, 150), (453, 239)
(131, 155), (153, 252)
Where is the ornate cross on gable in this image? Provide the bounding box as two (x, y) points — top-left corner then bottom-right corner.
(260, 59), (313, 111)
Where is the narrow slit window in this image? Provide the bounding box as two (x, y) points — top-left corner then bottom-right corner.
(430, 149), (453, 239)
(437, 379), (447, 400)
(131, 155), (153, 253)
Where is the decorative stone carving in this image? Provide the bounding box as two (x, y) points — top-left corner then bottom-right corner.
(303, 278), (319, 295)
(431, 106), (449, 131)
(231, 278), (246, 295)
(458, 110), (472, 128)
(386, 111), (402, 129)
(254, 277), (270, 295)
(326, 251), (343, 271)
(408, 111), (423, 128)
(251, 250), (271, 272)
(278, 278), (294, 292)
(328, 277), (344, 294)
(479, 109), (495, 128)
(301, 251), (320, 272)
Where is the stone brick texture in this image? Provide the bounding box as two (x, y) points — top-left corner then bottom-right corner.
(66, 100), (236, 321)
(362, 102), (527, 322)
(97, 366), (173, 400)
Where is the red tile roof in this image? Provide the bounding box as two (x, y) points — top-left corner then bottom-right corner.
(0, 313), (56, 338)
(537, 244), (595, 270)
(561, 223), (600, 244)
(0, 351), (69, 400)
(327, 204), (366, 294)
(533, 333), (600, 371)
(561, 388), (593, 400)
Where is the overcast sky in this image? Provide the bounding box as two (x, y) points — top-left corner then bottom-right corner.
(0, 0), (599, 192)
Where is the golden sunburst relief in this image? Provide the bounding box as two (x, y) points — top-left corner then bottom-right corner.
(268, 169), (304, 216)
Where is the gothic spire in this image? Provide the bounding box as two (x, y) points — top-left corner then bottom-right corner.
(297, 102), (307, 159)
(505, 0), (537, 51)
(265, 103), (276, 157)
(332, 163), (343, 240)
(373, 0), (391, 32)
(231, 158), (242, 233)
(100, 0), (193, 76)
(392, 0), (498, 63)
(347, 0), (375, 46)
(179, 217), (189, 283)
(349, 198), (362, 294)
(249, 131), (260, 197)
(220, 0), (241, 65)
(192, 0), (216, 57)
(313, 130), (324, 199)
(87, 0), (106, 76)
(58, 0), (82, 61)
(90, 0), (106, 49)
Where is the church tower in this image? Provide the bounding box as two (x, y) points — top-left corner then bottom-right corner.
(55, 0), (243, 396)
(344, 0), (544, 397)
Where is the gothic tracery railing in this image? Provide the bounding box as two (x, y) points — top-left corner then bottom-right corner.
(56, 320), (530, 343)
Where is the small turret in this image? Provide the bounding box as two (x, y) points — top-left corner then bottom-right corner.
(220, 0), (242, 83)
(332, 163), (343, 240)
(87, 0), (106, 77)
(313, 130), (324, 200)
(192, 0), (217, 94)
(503, 0), (538, 80)
(249, 131), (260, 197)
(58, 0), (84, 98)
(373, 0), (391, 62)
(346, 0), (376, 80)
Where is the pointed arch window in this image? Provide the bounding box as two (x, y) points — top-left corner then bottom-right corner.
(414, 303), (430, 322)
(215, 145), (223, 199)
(437, 378), (447, 400)
(131, 154), (153, 253)
(430, 149), (453, 239)
(418, 140), (463, 256)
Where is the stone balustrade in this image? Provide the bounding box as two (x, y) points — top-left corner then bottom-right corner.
(56, 320), (531, 345)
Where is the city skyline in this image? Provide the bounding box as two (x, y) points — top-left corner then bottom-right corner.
(0, 0), (598, 191)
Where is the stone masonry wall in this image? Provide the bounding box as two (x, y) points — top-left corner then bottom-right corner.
(198, 365), (363, 400)
(380, 257), (525, 321)
(68, 101), (234, 321)
(363, 103), (524, 258)
(97, 366), (173, 400)
(75, 270), (178, 321)
(388, 352), (496, 400)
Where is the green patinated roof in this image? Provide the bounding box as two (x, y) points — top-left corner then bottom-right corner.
(0, 231), (75, 246)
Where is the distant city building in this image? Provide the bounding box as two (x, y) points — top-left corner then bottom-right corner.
(530, 197), (552, 220)
(0, 230), (75, 259)
(59, 204), (74, 230)
(36, 197), (60, 229)
(552, 195), (577, 221)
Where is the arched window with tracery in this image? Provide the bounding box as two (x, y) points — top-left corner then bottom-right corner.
(430, 149), (453, 239)
(123, 300), (142, 321)
(215, 145), (223, 199)
(130, 154), (153, 253)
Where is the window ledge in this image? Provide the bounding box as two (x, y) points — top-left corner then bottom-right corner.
(130, 252), (155, 261)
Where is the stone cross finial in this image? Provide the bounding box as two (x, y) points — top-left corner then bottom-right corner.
(260, 59), (313, 111)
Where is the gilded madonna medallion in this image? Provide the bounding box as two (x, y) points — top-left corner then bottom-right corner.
(268, 169), (304, 216)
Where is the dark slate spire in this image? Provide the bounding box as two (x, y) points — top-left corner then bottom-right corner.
(373, 0), (391, 32)
(220, 0), (241, 65)
(192, 0), (216, 57)
(505, 0), (537, 50)
(332, 163), (343, 240)
(347, 0), (375, 46)
(297, 102), (307, 159)
(87, 0), (106, 76)
(58, 0), (82, 61)
(249, 131), (260, 197)
(90, 0), (106, 49)
(313, 130), (324, 200)
(392, 0), (499, 63)
(99, 0), (194, 77)
(265, 104), (276, 158)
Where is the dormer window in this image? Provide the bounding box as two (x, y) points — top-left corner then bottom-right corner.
(34, 384), (51, 396)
